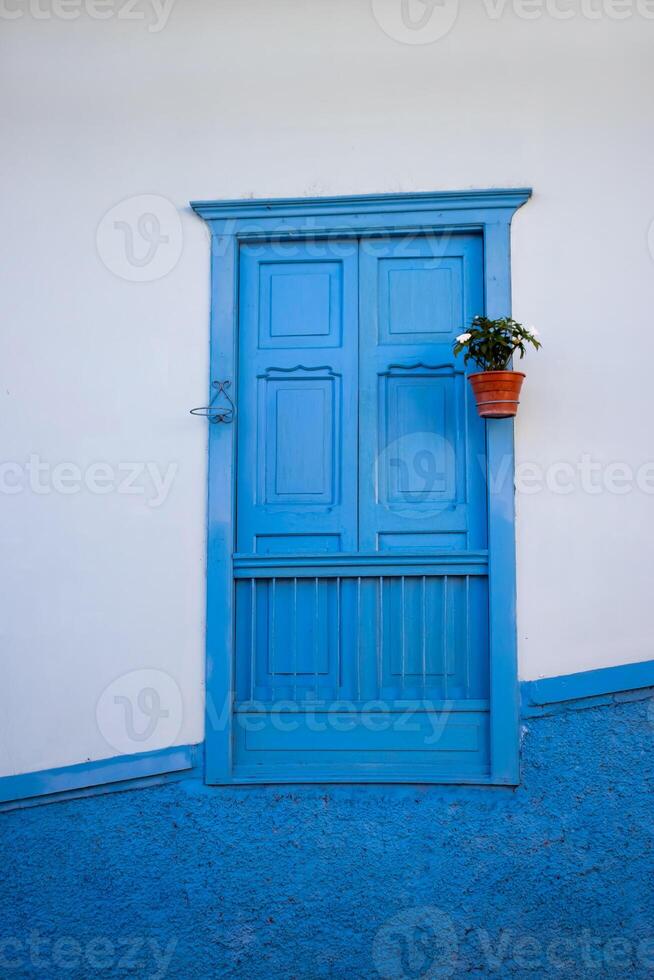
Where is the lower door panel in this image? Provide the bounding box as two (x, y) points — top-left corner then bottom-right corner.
(232, 708), (489, 782)
(231, 554), (490, 782)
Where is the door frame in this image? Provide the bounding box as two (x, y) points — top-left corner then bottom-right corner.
(190, 188), (532, 785)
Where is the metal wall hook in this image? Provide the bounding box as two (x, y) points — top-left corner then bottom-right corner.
(190, 380), (235, 424)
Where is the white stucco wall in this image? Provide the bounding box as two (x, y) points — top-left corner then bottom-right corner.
(2, 0), (654, 776)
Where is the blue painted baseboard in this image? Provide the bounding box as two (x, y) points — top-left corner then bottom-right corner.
(2, 659), (653, 810)
(0, 744), (202, 812)
(522, 659), (654, 709)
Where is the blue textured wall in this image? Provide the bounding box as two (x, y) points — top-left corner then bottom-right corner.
(2, 693), (654, 978)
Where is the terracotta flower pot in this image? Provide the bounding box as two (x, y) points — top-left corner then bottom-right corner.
(468, 370), (526, 419)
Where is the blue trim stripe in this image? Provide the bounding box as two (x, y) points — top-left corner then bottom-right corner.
(522, 659), (654, 707)
(0, 744), (201, 811)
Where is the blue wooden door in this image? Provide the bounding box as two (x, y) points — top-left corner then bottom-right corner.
(233, 234), (490, 781)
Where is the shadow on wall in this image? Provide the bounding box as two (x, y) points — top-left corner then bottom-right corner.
(1, 692), (654, 978)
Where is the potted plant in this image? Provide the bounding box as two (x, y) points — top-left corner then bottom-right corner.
(453, 316), (541, 418)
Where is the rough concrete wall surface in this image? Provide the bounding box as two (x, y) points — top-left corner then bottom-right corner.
(2, 694), (653, 978)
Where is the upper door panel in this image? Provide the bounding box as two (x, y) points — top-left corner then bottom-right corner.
(237, 241), (359, 555)
(358, 234), (487, 553)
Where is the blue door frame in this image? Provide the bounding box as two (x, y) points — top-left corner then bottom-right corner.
(190, 189), (532, 785)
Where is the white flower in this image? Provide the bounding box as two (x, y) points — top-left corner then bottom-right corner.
(456, 332), (472, 343)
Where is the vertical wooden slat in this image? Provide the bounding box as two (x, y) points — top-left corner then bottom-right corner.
(356, 576), (361, 701)
(336, 576), (342, 693)
(400, 576), (406, 694)
(250, 579), (256, 703)
(271, 577), (276, 700)
(293, 576), (298, 701)
(377, 576), (383, 700)
(443, 575), (449, 700)
(465, 575), (470, 698)
(421, 575), (427, 700)
(313, 577), (319, 701)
